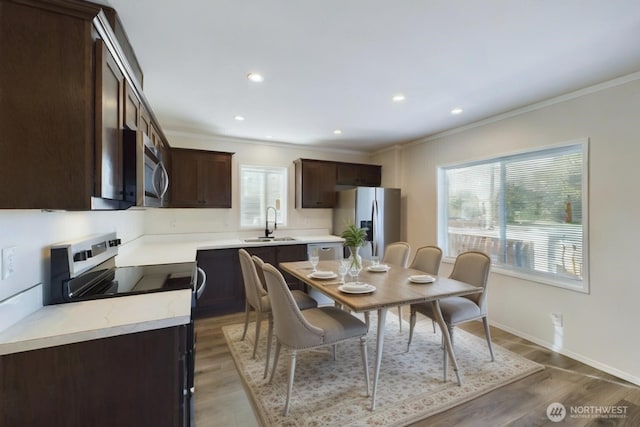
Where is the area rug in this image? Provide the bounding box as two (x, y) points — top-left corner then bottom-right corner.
(222, 313), (543, 427)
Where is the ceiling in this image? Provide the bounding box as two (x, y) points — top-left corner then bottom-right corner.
(104, 0), (640, 152)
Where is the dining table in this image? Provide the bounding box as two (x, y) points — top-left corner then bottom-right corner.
(279, 259), (483, 411)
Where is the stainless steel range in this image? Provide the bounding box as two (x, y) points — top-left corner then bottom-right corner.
(47, 232), (202, 303)
(46, 232), (205, 427)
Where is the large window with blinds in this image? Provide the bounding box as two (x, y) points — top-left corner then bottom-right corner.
(240, 165), (287, 228)
(438, 140), (588, 292)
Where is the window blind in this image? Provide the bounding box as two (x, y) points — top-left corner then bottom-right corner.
(439, 142), (586, 288)
(240, 165), (287, 228)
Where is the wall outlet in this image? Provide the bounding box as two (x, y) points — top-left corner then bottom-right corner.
(550, 312), (563, 327)
(2, 246), (17, 280)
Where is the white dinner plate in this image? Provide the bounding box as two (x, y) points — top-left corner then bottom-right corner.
(409, 274), (436, 284)
(367, 264), (390, 272)
(310, 271), (337, 279)
(338, 283), (376, 294)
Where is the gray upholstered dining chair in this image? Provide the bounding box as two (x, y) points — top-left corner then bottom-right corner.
(238, 249), (317, 378)
(380, 241), (411, 331)
(408, 245), (443, 333)
(381, 241), (411, 268)
(408, 245), (443, 276)
(407, 251), (494, 374)
(262, 262), (370, 416)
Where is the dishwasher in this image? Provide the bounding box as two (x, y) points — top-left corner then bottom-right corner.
(306, 242), (344, 306)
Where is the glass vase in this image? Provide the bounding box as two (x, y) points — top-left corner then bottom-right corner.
(347, 246), (363, 283)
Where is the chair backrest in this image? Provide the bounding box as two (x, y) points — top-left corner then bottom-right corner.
(238, 249), (267, 310)
(449, 251), (491, 310)
(261, 263), (323, 348)
(251, 255), (269, 292)
(409, 246), (443, 275)
(382, 242), (411, 267)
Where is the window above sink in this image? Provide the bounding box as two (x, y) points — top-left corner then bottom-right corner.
(240, 165), (288, 228)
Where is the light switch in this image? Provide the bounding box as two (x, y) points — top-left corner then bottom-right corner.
(2, 246), (16, 280)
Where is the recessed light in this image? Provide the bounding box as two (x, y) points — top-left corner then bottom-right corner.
(333, 129), (342, 135)
(234, 115), (245, 121)
(265, 135), (273, 139)
(392, 94), (406, 102)
(451, 107), (463, 115)
(247, 73), (264, 82)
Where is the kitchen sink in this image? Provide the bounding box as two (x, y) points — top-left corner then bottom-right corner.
(243, 237), (296, 243)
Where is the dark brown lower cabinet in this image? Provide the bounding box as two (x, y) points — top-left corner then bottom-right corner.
(0, 326), (187, 427)
(195, 244), (308, 318)
(195, 248), (242, 318)
(274, 244), (307, 291)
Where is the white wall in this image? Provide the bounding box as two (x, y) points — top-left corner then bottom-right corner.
(372, 74), (640, 384)
(0, 209), (145, 304)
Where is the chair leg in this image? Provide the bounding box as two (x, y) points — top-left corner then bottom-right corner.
(482, 317), (495, 362)
(284, 351), (298, 416)
(443, 326), (454, 380)
(432, 319), (436, 334)
(397, 305), (403, 332)
(264, 316), (274, 379)
(360, 336), (370, 396)
(332, 344), (337, 361)
(364, 311), (370, 330)
(407, 308), (416, 352)
(269, 341), (281, 384)
(241, 301), (251, 340)
(252, 311), (262, 359)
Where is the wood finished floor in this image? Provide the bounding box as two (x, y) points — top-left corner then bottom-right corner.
(194, 312), (640, 427)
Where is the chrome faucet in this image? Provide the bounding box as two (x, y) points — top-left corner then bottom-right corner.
(265, 206), (277, 237)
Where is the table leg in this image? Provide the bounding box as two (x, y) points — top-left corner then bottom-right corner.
(370, 307), (387, 410)
(430, 300), (462, 386)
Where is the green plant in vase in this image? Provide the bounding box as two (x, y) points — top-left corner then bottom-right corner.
(341, 223), (367, 282)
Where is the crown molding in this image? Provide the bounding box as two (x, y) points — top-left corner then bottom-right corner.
(403, 71), (640, 149)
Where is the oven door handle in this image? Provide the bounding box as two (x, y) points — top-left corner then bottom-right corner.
(196, 267), (207, 299)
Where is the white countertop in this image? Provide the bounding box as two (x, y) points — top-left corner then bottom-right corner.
(116, 233), (344, 267)
(0, 289), (191, 355)
(1, 232), (343, 356)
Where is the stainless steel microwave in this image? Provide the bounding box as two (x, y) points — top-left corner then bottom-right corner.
(123, 129), (169, 207)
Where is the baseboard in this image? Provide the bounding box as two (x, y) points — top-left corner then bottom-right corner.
(489, 320), (640, 387)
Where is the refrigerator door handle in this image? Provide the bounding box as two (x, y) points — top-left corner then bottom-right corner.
(372, 199), (379, 257)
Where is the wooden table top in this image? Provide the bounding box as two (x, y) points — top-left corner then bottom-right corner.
(279, 260), (482, 313)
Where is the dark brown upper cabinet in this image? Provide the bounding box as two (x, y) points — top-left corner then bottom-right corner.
(140, 104), (152, 136)
(94, 39), (125, 203)
(335, 162), (381, 187)
(0, 0), (96, 209)
(295, 159), (337, 208)
(0, 0), (168, 210)
(170, 148), (233, 208)
(294, 159), (381, 208)
(124, 80), (141, 131)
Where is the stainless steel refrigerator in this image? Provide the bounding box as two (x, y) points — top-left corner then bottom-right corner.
(333, 187), (401, 260)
